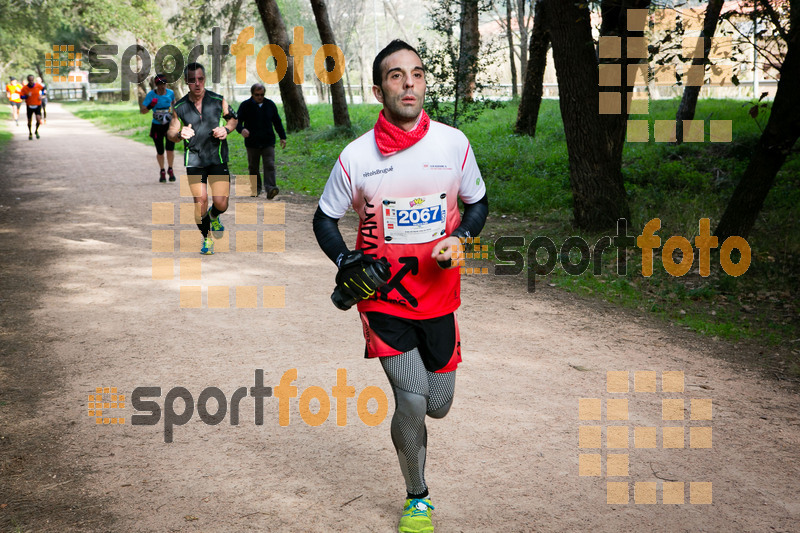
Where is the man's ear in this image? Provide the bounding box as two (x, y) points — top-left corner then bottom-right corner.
(372, 84), (384, 104)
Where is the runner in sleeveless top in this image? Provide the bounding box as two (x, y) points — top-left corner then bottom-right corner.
(140, 73), (176, 182)
(167, 63), (237, 255)
(314, 40), (489, 533)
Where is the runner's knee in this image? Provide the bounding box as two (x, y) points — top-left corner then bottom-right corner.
(394, 388), (427, 419)
(213, 196), (229, 212)
(426, 397), (452, 419)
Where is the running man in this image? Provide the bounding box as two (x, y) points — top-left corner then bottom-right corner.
(166, 63), (237, 255)
(6, 76), (22, 126)
(313, 40), (488, 533)
(140, 73), (176, 182)
(19, 75), (44, 140)
(36, 77), (47, 123)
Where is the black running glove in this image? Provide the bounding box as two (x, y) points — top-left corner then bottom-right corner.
(335, 250), (390, 301)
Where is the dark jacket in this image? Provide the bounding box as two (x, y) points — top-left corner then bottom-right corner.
(236, 97), (287, 149)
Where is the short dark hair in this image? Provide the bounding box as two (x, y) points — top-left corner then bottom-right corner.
(372, 39), (422, 87)
(184, 62), (205, 79)
(250, 83), (265, 95)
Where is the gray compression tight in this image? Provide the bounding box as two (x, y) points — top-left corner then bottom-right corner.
(380, 348), (456, 499)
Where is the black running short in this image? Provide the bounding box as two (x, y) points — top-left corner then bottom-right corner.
(26, 106), (41, 119)
(186, 164), (230, 184)
(360, 311), (461, 373)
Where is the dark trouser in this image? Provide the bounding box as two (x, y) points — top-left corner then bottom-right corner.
(246, 145), (276, 195)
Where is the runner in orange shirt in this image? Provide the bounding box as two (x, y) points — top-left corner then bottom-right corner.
(5, 76), (23, 126)
(19, 75), (44, 140)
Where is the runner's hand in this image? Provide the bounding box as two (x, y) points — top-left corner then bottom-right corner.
(180, 124), (195, 140)
(146, 98), (158, 110)
(432, 236), (462, 269)
(241, 128), (250, 138)
(280, 139), (286, 149)
(335, 251), (388, 300)
(212, 126), (228, 139)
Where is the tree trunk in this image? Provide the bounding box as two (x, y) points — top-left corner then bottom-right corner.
(715, 16), (800, 240)
(457, 0), (480, 102)
(506, 0), (518, 98)
(516, 0), (529, 80)
(344, 65), (354, 104)
(357, 45), (367, 103)
(515, 0), (548, 136)
(217, 0), (244, 100)
(135, 38), (149, 106)
(542, 0), (652, 230)
(598, 0), (651, 165)
(310, 0), (352, 128)
(254, 0), (310, 132)
(675, 0), (724, 143)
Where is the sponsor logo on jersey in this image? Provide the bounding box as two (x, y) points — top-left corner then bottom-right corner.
(422, 163), (453, 171)
(363, 165), (393, 178)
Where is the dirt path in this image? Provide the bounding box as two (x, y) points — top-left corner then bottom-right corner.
(1, 103), (799, 532)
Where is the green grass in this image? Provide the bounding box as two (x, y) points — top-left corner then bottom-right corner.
(0, 107), (12, 150)
(64, 98), (800, 375)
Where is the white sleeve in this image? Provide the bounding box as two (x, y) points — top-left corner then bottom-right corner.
(318, 155), (353, 219)
(458, 142), (486, 204)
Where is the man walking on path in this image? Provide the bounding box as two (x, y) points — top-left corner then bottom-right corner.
(313, 39), (489, 533)
(167, 62), (237, 255)
(236, 83), (287, 199)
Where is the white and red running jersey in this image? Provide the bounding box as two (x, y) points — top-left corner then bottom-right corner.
(319, 120), (486, 319)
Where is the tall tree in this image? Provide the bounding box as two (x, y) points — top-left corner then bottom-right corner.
(457, 0), (480, 102)
(515, 0), (549, 136)
(538, 0), (650, 230)
(505, 0), (518, 98)
(716, 0), (799, 240)
(675, 0), (725, 143)
(491, 0), (534, 95)
(516, 0), (529, 80)
(254, 0), (311, 132)
(310, 0), (351, 128)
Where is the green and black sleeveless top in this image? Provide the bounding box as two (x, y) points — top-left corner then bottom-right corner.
(173, 90), (229, 168)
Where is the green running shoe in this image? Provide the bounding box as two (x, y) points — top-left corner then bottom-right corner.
(398, 498), (434, 533)
(207, 207), (224, 234)
(200, 238), (214, 255)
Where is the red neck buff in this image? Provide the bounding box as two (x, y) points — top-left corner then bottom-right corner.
(373, 109), (431, 156)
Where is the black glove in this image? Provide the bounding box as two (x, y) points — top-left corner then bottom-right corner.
(146, 97), (158, 110)
(332, 251), (391, 310)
